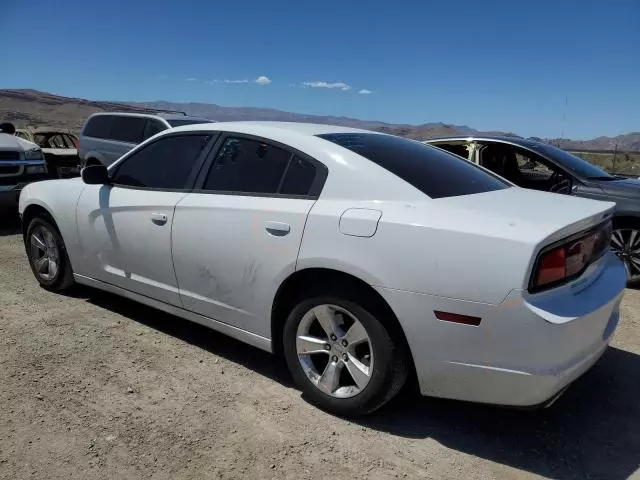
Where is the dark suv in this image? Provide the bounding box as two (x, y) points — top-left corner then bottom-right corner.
(425, 135), (640, 283)
(79, 112), (215, 168)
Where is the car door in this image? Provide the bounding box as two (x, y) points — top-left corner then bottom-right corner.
(76, 132), (215, 306)
(171, 134), (327, 337)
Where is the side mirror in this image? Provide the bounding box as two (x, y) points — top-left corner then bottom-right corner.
(81, 165), (109, 185)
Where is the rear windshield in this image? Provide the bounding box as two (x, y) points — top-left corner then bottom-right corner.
(167, 119), (213, 127)
(318, 133), (510, 199)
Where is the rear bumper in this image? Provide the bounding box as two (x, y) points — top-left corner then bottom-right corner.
(377, 252), (626, 407)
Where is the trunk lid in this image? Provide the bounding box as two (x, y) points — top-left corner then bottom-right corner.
(436, 187), (614, 246)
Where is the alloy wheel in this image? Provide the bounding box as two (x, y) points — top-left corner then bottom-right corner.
(611, 228), (640, 282)
(295, 304), (374, 398)
(29, 225), (59, 282)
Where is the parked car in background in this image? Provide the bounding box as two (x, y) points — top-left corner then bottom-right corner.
(79, 111), (215, 168)
(425, 135), (640, 284)
(19, 122), (625, 416)
(15, 128), (80, 179)
(0, 133), (48, 207)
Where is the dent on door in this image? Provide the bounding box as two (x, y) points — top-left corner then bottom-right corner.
(339, 208), (382, 237)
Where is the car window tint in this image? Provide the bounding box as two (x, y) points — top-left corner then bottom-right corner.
(318, 133), (509, 199)
(109, 116), (146, 144)
(167, 119), (213, 127)
(280, 155), (317, 196)
(112, 135), (210, 189)
(84, 116), (112, 139)
(433, 143), (470, 160)
(203, 137), (291, 194)
(143, 119), (166, 140)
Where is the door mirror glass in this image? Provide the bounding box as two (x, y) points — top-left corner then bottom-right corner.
(81, 165), (109, 185)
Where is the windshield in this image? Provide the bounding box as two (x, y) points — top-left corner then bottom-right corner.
(318, 133), (510, 199)
(167, 119), (214, 127)
(529, 142), (612, 179)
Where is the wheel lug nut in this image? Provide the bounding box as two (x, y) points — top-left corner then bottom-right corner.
(342, 353), (348, 361)
(330, 334), (337, 341)
(341, 340), (348, 347)
(332, 355), (338, 362)
(324, 344), (331, 351)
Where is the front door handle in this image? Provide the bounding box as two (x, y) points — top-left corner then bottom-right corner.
(151, 213), (167, 226)
(265, 221), (290, 237)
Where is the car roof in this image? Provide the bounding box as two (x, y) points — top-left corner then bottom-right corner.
(88, 111), (213, 122)
(168, 121), (378, 137)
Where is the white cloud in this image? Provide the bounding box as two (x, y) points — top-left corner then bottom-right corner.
(302, 81), (351, 91)
(358, 89), (373, 95)
(204, 79), (219, 84)
(255, 76), (271, 85)
(185, 78), (197, 82)
(223, 79), (249, 84)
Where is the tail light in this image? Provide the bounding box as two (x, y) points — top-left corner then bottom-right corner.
(530, 221), (612, 292)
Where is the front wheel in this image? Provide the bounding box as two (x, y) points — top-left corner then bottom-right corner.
(25, 216), (75, 291)
(283, 294), (409, 416)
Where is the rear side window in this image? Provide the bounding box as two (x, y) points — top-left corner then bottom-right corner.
(203, 137), (291, 194)
(318, 133), (509, 199)
(83, 116), (112, 139)
(143, 119), (167, 140)
(109, 116), (146, 144)
(167, 119), (213, 127)
(280, 155), (317, 196)
(112, 134), (210, 190)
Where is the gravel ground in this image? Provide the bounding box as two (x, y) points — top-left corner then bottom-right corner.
(0, 213), (639, 480)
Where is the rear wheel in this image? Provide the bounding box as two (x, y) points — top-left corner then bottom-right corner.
(611, 220), (640, 284)
(283, 293), (409, 416)
(25, 216), (74, 291)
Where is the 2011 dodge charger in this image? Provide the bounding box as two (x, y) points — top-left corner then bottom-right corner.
(18, 122), (626, 416)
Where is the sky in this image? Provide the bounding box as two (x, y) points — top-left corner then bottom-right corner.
(1, 0), (638, 139)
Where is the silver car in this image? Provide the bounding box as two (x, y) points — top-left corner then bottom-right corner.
(79, 111), (215, 168)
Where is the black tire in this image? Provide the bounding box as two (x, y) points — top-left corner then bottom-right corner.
(25, 216), (75, 291)
(283, 293), (409, 416)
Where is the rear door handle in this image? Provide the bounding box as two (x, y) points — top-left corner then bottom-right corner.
(265, 221), (290, 236)
(151, 213), (167, 225)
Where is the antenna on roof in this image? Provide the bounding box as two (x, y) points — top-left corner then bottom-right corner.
(559, 94), (568, 146)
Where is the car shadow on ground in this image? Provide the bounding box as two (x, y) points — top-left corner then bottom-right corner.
(82, 288), (639, 480)
(84, 289), (293, 387)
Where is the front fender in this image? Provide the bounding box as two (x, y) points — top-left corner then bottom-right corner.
(19, 179), (86, 271)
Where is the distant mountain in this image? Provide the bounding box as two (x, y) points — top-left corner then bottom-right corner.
(549, 134), (640, 153)
(0, 89), (637, 151)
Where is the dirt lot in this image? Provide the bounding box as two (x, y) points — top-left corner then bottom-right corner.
(0, 213), (639, 480)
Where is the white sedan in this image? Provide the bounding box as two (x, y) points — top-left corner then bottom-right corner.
(18, 122), (626, 416)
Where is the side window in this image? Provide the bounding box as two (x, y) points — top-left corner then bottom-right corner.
(280, 155), (317, 196)
(203, 137), (291, 194)
(433, 143), (470, 160)
(83, 116), (112, 139)
(15, 131), (30, 140)
(112, 134), (210, 190)
(515, 152), (554, 178)
(143, 119), (167, 140)
(109, 116), (146, 144)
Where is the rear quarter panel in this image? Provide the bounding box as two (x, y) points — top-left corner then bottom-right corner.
(297, 199), (535, 305)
